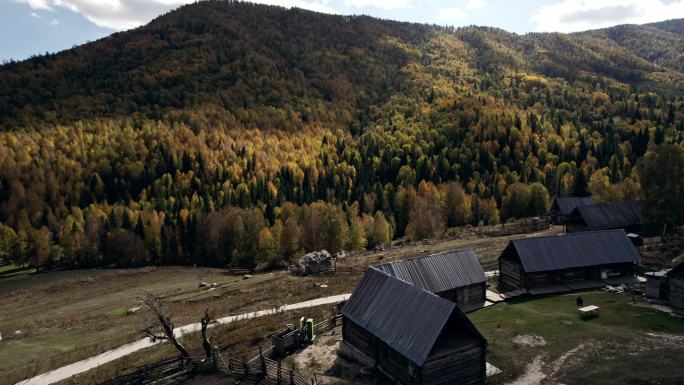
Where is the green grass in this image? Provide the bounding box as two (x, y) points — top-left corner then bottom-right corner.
(0, 267), (291, 385)
(0, 227), (563, 385)
(470, 292), (684, 385)
(0, 264), (34, 276)
(5, 226), (646, 385)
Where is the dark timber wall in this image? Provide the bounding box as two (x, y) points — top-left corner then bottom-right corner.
(437, 283), (486, 308)
(669, 269), (684, 314)
(499, 258), (523, 290)
(500, 261), (635, 290)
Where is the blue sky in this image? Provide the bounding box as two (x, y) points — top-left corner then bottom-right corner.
(3, 0), (684, 62)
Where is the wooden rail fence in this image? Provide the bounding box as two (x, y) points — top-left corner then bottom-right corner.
(98, 314), (343, 384)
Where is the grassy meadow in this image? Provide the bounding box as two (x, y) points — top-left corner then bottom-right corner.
(3, 225), (681, 385)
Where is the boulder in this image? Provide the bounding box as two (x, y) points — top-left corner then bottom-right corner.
(290, 250), (333, 276)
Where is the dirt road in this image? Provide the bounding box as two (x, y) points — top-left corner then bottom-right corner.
(15, 293), (351, 385)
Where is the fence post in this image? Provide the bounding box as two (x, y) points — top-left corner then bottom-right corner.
(227, 351), (232, 373)
(290, 363), (295, 385)
(277, 360), (282, 383)
(242, 355), (249, 376)
(260, 346), (267, 376)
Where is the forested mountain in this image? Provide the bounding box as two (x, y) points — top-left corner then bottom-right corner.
(0, 1), (683, 270)
(581, 20), (684, 73)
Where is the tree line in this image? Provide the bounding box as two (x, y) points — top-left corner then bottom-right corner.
(1, 2), (684, 269)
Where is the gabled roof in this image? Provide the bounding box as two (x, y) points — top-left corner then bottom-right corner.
(572, 200), (641, 231)
(341, 267), (485, 366)
(374, 249), (486, 294)
(504, 229), (641, 273)
(552, 196), (596, 216)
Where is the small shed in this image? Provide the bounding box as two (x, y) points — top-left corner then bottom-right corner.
(374, 249), (487, 312)
(549, 196), (595, 225)
(667, 262), (684, 315)
(341, 267), (487, 385)
(644, 269), (671, 300)
(565, 200), (642, 233)
(498, 230), (641, 291)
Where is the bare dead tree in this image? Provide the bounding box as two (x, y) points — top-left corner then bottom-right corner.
(139, 293), (190, 358)
(200, 307), (217, 358)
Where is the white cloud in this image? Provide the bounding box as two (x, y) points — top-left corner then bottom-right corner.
(16, 0), (52, 10)
(14, 0), (340, 31)
(49, 18), (59, 26)
(437, 7), (466, 21)
(466, 0), (486, 10)
(30, 11), (41, 17)
(344, 0), (410, 10)
(530, 0), (684, 33)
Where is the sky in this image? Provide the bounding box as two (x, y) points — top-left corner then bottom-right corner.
(2, 0), (684, 62)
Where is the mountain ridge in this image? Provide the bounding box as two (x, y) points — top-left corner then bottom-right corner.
(1, 1), (683, 131)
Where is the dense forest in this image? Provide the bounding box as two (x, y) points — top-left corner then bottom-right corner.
(1, 1), (684, 270)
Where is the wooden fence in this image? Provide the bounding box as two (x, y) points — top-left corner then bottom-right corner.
(313, 314), (342, 335)
(334, 266), (365, 277)
(215, 349), (315, 385)
(98, 314), (343, 385)
(98, 349), (317, 385)
(99, 357), (192, 385)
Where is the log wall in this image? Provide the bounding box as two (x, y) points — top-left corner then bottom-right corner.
(342, 318), (375, 358)
(669, 274), (684, 314)
(422, 340), (485, 385)
(499, 258), (523, 289)
(456, 283), (486, 306)
(376, 341), (416, 385)
(437, 284), (486, 308)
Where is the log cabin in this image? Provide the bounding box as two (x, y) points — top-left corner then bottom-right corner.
(341, 267), (487, 385)
(549, 196), (595, 225)
(565, 200), (642, 234)
(667, 262), (684, 315)
(498, 229), (641, 292)
(644, 269), (671, 300)
(374, 249), (487, 312)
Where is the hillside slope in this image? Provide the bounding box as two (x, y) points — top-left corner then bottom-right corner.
(0, 1), (682, 270)
(1, 2), (683, 131)
(580, 20), (684, 73)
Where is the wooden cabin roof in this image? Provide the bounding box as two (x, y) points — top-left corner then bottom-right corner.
(571, 200), (641, 231)
(551, 196), (595, 215)
(374, 249), (486, 294)
(504, 229), (641, 273)
(341, 267), (485, 366)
